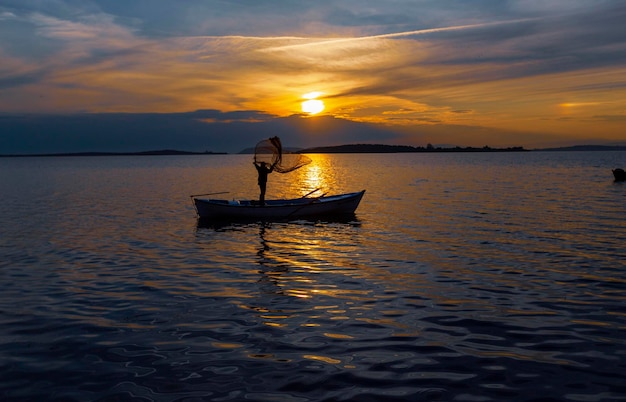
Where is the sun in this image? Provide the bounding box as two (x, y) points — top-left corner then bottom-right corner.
(302, 99), (324, 114)
(301, 92), (325, 114)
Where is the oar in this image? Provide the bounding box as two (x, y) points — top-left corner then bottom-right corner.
(287, 192), (328, 218)
(301, 187), (322, 198)
(190, 191), (230, 198)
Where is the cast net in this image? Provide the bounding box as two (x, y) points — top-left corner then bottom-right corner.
(254, 136), (311, 173)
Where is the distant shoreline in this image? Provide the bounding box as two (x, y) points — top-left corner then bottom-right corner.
(297, 144), (626, 153)
(2, 144), (625, 157)
(298, 144), (527, 154)
(0, 150), (226, 157)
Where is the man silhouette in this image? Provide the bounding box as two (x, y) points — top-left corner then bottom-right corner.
(253, 161), (274, 205)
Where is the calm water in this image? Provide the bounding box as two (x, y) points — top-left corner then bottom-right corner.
(1, 152), (625, 402)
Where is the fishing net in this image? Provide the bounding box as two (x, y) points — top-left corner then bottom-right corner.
(254, 136), (311, 173)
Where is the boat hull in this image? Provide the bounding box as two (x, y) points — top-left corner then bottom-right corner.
(193, 190), (365, 220)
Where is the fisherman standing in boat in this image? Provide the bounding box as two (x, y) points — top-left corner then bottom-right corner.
(253, 160), (274, 206)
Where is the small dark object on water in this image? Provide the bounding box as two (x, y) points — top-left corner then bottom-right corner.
(613, 168), (626, 182)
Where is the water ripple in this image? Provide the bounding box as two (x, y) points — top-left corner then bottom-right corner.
(2, 153), (626, 401)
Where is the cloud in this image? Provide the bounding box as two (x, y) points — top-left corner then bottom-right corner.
(2, 3), (624, 109)
(1, 0), (625, 150)
(259, 18), (540, 53)
(592, 114), (626, 122)
(0, 111), (404, 154)
(4, 107), (621, 155)
(0, 11), (17, 20)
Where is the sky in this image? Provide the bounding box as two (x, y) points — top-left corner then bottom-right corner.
(1, 0), (626, 153)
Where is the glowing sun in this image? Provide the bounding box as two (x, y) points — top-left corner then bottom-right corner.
(301, 92), (325, 114)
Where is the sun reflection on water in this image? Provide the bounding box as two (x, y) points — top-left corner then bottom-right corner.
(287, 154), (338, 196)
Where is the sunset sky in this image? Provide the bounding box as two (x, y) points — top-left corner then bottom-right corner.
(1, 0), (625, 153)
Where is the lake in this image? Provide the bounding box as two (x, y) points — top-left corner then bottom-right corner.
(1, 151), (625, 401)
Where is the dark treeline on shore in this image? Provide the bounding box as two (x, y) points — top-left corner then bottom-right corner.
(3, 144), (626, 157)
(299, 144), (527, 154)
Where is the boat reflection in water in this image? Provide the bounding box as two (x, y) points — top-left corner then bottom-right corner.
(253, 221), (357, 299)
(195, 215), (370, 339)
(196, 213), (360, 231)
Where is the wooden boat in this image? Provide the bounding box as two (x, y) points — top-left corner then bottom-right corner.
(613, 168), (626, 182)
(193, 190), (365, 220)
